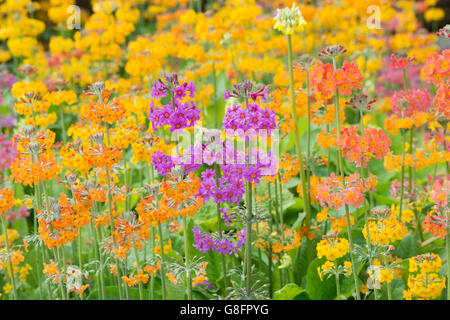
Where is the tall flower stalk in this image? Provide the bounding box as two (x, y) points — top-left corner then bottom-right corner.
(274, 4), (312, 269)
(325, 50), (361, 300)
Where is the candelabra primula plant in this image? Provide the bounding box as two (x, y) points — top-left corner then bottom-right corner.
(0, 0), (449, 301)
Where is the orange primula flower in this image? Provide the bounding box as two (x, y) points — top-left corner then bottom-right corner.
(0, 188), (15, 215)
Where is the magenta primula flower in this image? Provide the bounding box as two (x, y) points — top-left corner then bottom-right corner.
(148, 73), (200, 132)
(151, 150), (174, 176)
(192, 225), (246, 255)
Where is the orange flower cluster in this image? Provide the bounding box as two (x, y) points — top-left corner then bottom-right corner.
(0, 188), (15, 215)
(43, 259), (62, 284)
(122, 270), (150, 287)
(86, 143), (123, 171)
(81, 86), (126, 125)
(338, 126), (391, 168)
(109, 214), (150, 260)
(143, 261), (161, 276)
(38, 194), (81, 249)
(160, 172), (204, 219)
(10, 128), (60, 187)
(137, 173), (204, 226)
(310, 60), (363, 101)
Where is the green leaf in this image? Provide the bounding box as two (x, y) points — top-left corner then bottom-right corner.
(292, 212), (306, 229)
(380, 278), (405, 300)
(394, 234), (418, 259)
(166, 280), (186, 300)
(273, 283), (307, 300)
(12, 219), (28, 238)
(87, 286), (140, 300)
(306, 258), (337, 300)
(293, 237), (317, 286)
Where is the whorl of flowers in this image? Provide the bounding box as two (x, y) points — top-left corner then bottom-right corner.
(38, 194), (80, 249)
(345, 94), (376, 112)
(222, 102), (276, 134)
(317, 45), (347, 58)
(404, 254), (446, 300)
(391, 88), (432, 117)
(273, 3), (307, 35)
(151, 150), (174, 176)
(81, 81), (126, 125)
(338, 126), (392, 168)
(10, 127), (60, 187)
(390, 52), (416, 70)
(148, 73), (200, 132)
(224, 80), (268, 103)
(316, 173), (377, 210)
(436, 24), (450, 38)
(433, 81), (450, 118)
(316, 232), (349, 261)
(192, 225), (246, 255)
(363, 207), (408, 246)
(422, 206), (449, 239)
(309, 60), (363, 98)
(422, 49), (450, 85)
(0, 188), (15, 215)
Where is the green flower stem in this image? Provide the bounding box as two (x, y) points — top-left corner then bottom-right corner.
(273, 180), (284, 287)
(306, 68), (311, 166)
(123, 257), (130, 300)
(44, 180), (67, 301)
(332, 56), (360, 300)
(245, 181), (253, 292)
(359, 109), (378, 300)
(132, 236), (144, 300)
(104, 126), (124, 300)
(61, 246), (70, 298)
(1, 215), (18, 300)
(69, 185), (83, 297)
(105, 168), (125, 299)
(287, 34), (312, 265)
(139, 164), (143, 188)
(399, 129), (406, 220)
(183, 215), (193, 300)
(53, 247), (66, 300)
(157, 221), (167, 300)
(384, 256), (392, 300)
(59, 105), (67, 144)
(306, 69), (313, 266)
(34, 177), (52, 299)
(447, 216), (450, 300)
(214, 164), (228, 296)
(277, 175), (289, 283)
(408, 127), (414, 193)
(254, 191), (262, 271)
(213, 61), (218, 128)
(124, 152), (130, 212)
(335, 270), (341, 298)
(91, 221), (105, 300)
(267, 183), (274, 298)
(32, 176), (43, 299)
(326, 124), (331, 176)
(399, 68), (411, 219)
(149, 226), (155, 300)
(78, 228), (83, 282)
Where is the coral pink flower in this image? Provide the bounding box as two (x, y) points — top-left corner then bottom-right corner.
(338, 126), (391, 168)
(391, 88), (432, 117)
(422, 49), (450, 86)
(316, 173), (377, 210)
